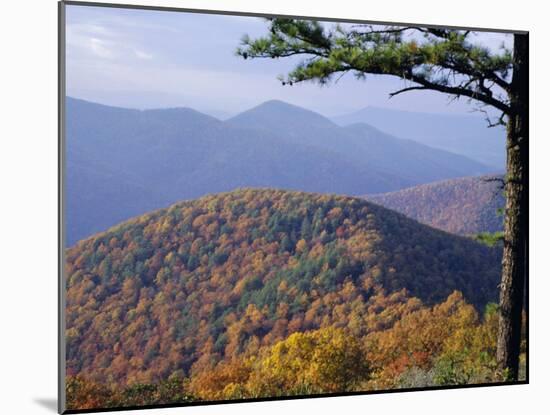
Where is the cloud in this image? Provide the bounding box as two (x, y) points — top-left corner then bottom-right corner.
(134, 49), (153, 60)
(90, 38), (114, 59)
(67, 20), (155, 63)
(65, 4), (513, 116)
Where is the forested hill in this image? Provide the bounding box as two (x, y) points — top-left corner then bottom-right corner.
(66, 189), (501, 386)
(365, 175), (505, 235)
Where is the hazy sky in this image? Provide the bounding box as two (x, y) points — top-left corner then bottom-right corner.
(65, 4), (512, 118)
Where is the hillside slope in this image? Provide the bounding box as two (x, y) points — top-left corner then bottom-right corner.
(365, 175), (505, 235)
(65, 189), (501, 386)
(66, 97), (493, 245)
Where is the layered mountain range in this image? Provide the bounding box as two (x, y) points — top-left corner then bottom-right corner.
(66, 98), (496, 245)
(332, 106), (506, 168)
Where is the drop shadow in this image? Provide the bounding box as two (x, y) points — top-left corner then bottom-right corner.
(34, 398), (57, 413)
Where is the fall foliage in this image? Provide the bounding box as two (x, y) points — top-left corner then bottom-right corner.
(65, 189), (507, 410)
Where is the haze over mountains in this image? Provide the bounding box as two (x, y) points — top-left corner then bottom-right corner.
(332, 106), (506, 168)
(229, 101), (492, 184)
(66, 97), (495, 245)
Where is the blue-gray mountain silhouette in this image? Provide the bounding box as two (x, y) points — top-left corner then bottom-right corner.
(332, 105), (505, 168)
(66, 98), (494, 245)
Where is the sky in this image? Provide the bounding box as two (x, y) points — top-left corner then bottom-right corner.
(65, 4), (513, 119)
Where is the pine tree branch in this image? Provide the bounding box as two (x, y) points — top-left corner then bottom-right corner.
(388, 86), (430, 97)
(238, 19), (514, 114)
(407, 72), (511, 113)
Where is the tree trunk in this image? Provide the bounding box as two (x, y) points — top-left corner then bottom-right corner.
(496, 33), (529, 381)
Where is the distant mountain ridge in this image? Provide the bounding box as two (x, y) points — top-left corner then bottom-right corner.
(66, 97), (495, 245)
(228, 101), (492, 182)
(365, 175), (505, 235)
(332, 106), (506, 169)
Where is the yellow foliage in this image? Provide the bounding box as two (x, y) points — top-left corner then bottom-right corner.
(295, 238), (308, 253)
(190, 327), (370, 399)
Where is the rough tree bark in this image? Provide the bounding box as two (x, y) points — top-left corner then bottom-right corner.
(497, 33), (529, 381)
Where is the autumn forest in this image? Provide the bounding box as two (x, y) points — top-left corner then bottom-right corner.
(65, 187), (524, 410)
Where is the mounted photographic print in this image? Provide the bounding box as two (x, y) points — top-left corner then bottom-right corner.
(58, 1), (529, 413)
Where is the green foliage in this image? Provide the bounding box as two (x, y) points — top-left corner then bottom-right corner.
(433, 352), (474, 385)
(474, 231), (504, 247)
